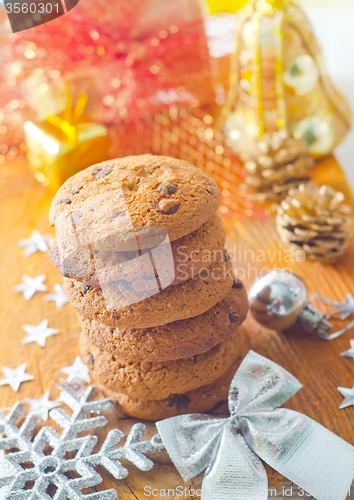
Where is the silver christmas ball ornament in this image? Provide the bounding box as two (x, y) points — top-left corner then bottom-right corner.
(249, 270), (307, 332)
(249, 269), (354, 340)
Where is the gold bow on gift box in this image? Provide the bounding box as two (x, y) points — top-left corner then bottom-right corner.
(218, 0), (352, 157)
(24, 90), (109, 192)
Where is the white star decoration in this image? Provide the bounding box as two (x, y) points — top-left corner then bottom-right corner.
(0, 363), (34, 392)
(340, 339), (354, 361)
(18, 230), (50, 257)
(45, 284), (68, 309)
(22, 319), (59, 348)
(60, 356), (91, 384)
(337, 385), (354, 409)
(25, 391), (60, 421)
(56, 379), (88, 400)
(13, 274), (47, 300)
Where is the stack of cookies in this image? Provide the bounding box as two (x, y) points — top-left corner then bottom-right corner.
(49, 155), (249, 420)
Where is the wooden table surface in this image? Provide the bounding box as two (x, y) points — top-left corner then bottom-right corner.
(0, 155), (353, 498)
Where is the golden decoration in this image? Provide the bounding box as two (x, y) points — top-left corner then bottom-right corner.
(219, 0), (352, 157)
(24, 87), (109, 191)
(205, 0), (247, 14)
(275, 183), (353, 263)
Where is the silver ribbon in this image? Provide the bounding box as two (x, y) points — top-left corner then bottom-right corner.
(310, 293), (354, 340)
(312, 293), (354, 321)
(156, 351), (354, 500)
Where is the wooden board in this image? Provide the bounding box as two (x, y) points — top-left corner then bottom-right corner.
(0, 155), (353, 498)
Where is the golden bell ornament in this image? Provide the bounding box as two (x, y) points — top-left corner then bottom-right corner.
(219, 0), (352, 157)
(275, 183), (353, 263)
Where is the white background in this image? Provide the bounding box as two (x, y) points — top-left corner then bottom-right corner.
(298, 0), (354, 188)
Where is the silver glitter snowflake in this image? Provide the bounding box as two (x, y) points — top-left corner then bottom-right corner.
(0, 386), (163, 499)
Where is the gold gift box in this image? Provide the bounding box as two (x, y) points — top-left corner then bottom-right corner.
(24, 119), (109, 192)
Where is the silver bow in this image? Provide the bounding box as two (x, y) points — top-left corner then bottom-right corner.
(156, 351), (354, 500)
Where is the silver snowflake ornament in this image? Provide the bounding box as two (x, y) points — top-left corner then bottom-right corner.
(13, 274), (48, 300)
(26, 391), (60, 421)
(18, 230), (50, 257)
(45, 284), (68, 309)
(0, 386), (163, 499)
(88, 422), (163, 479)
(22, 319), (59, 348)
(0, 363), (34, 391)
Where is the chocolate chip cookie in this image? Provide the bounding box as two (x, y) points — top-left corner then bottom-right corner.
(63, 251), (234, 329)
(79, 281), (248, 361)
(94, 327), (250, 420)
(49, 155), (220, 251)
(81, 325), (249, 400)
(51, 214), (226, 289)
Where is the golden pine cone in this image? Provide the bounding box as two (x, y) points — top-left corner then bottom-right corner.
(275, 183), (353, 262)
(242, 131), (314, 200)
